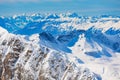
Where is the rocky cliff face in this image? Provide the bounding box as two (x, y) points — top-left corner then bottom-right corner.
(0, 27), (99, 80)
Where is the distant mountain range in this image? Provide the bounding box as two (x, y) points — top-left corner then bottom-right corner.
(0, 13), (120, 80)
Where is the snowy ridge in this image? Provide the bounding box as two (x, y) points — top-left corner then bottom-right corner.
(0, 13), (120, 80)
(0, 26), (100, 80)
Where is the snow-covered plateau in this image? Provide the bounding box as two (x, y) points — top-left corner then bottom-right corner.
(0, 13), (120, 80)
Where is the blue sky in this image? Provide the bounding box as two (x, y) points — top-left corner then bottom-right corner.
(0, 0), (120, 16)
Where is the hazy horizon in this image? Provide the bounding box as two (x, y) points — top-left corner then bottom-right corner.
(0, 0), (120, 16)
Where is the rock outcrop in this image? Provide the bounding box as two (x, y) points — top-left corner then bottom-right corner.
(0, 27), (99, 80)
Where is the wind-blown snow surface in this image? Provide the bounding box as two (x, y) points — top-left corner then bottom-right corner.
(0, 13), (120, 80)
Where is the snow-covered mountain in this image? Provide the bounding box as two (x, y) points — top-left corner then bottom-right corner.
(0, 13), (120, 80)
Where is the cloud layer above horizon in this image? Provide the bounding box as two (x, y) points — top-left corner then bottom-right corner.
(0, 0), (120, 16)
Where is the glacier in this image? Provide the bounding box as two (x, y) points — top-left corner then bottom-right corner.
(0, 13), (120, 80)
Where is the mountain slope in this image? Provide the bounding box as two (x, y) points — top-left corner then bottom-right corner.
(0, 26), (100, 80)
(0, 13), (120, 80)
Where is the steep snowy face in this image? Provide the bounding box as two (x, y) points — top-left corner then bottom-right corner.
(0, 27), (100, 80)
(84, 27), (120, 54)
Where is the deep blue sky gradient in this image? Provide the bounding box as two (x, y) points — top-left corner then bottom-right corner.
(0, 0), (120, 16)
